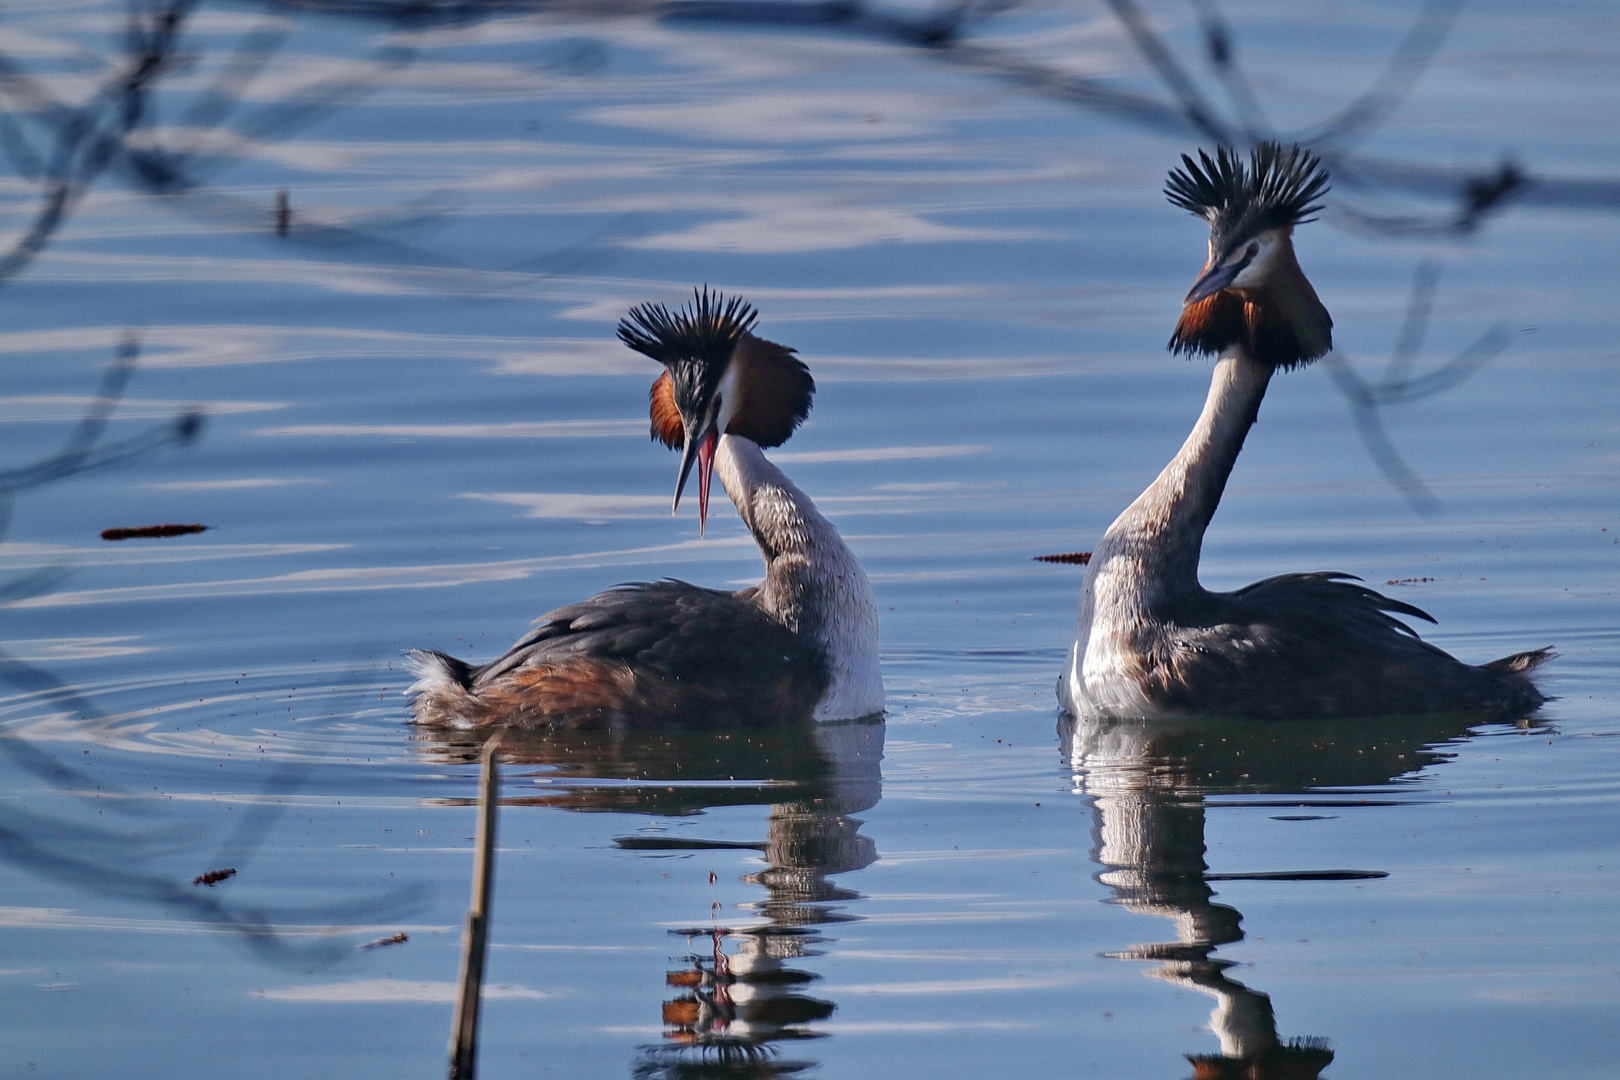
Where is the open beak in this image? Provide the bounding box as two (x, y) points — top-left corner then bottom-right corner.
(1184, 259), (1243, 305)
(672, 420), (719, 537)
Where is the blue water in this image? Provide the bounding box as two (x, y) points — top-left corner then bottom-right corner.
(0, 1), (1616, 1076)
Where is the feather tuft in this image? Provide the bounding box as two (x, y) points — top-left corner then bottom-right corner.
(648, 370), (683, 448)
(616, 286), (757, 366)
(405, 649), (474, 700)
(1484, 646), (1556, 673)
(727, 335), (814, 449)
(1166, 142), (1329, 256)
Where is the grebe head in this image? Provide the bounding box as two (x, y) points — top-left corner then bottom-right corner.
(1166, 143), (1334, 369)
(618, 287), (814, 535)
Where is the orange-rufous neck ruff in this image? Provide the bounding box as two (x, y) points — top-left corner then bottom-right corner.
(1170, 242), (1331, 370)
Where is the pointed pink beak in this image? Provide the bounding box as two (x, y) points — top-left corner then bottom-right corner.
(695, 426), (716, 538)
(673, 422), (719, 538)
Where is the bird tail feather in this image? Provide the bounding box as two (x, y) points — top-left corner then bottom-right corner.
(1484, 646), (1556, 674)
(405, 649), (475, 694)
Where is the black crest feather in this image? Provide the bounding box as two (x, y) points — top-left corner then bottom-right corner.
(617, 287), (758, 366)
(619, 288), (812, 450)
(1166, 142), (1329, 255)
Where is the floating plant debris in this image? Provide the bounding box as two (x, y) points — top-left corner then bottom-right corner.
(192, 868), (236, 886)
(1203, 869), (1388, 882)
(359, 932), (409, 950)
(613, 835), (766, 851)
(102, 523), (208, 541)
(1034, 551), (1092, 565)
(1385, 577), (1435, 585)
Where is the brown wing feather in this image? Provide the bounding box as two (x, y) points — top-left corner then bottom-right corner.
(1135, 573), (1546, 719)
(410, 580), (830, 728)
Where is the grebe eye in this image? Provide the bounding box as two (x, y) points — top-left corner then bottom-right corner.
(1245, 242), (1259, 258)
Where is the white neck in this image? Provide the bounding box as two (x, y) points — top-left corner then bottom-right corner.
(1110, 347), (1271, 595)
(715, 435), (884, 721)
(1064, 348), (1271, 715)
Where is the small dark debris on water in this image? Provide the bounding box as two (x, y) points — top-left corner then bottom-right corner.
(275, 189), (290, 235)
(613, 835), (764, 851)
(192, 868), (236, 886)
(1034, 551), (1091, 565)
(1204, 869), (1387, 882)
(360, 932), (409, 950)
(103, 523), (208, 541)
(1385, 577), (1435, 585)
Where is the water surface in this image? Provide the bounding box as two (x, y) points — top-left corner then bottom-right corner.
(1, 1), (1616, 1077)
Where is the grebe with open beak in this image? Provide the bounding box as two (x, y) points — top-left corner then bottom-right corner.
(409, 289), (882, 727)
(1061, 144), (1551, 720)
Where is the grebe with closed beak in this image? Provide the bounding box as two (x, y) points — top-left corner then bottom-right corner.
(410, 289), (882, 727)
(1061, 144), (1551, 720)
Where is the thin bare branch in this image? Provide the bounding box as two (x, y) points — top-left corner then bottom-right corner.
(1323, 352), (1440, 516)
(1101, 0), (1233, 143)
(1186, 0), (1269, 140)
(1370, 322), (1514, 406)
(1385, 260), (1441, 388)
(1323, 263), (1517, 514)
(1296, 0), (1463, 149)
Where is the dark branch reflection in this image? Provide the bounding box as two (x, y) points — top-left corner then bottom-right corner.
(1062, 710), (1542, 1079)
(415, 716), (884, 1078)
(0, 340), (434, 963)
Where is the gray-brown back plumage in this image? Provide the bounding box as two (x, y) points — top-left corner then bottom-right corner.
(409, 579), (829, 728)
(1142, 573), (1552, 719)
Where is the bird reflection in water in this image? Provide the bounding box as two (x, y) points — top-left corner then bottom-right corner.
(1062, 710), (1544, 1079)
(413, 715), (883, 1079)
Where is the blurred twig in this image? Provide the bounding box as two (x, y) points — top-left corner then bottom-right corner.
(1186, 0), (1267, 142)
(0, 333), (197, 809)
(0, 804), (430, 964)
(0, 336), (201, 537)
(0, 0), (199, 283)
(0, 1), (479, 281)
(0, 334), (428, 962)
(1102, 0), (1231, 142)
(1295, 0), (1464, 150)
(1323, 262), (1515, 515)
(0, 0), (1605, 304)
(1334, 159), (1528, 236)
(658, 0), (1616, 222)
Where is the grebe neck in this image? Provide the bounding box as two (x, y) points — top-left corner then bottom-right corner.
(715, 435), (883, 720)
(1106, 347), (1271, 599)
(1065, 345), (1272, 715)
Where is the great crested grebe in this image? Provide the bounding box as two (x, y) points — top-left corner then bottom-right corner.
(1060, 143), (1551, 720)
(409, 289), (883, 728)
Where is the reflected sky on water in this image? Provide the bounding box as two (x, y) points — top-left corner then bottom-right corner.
(0, 0), (1617, 1077)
